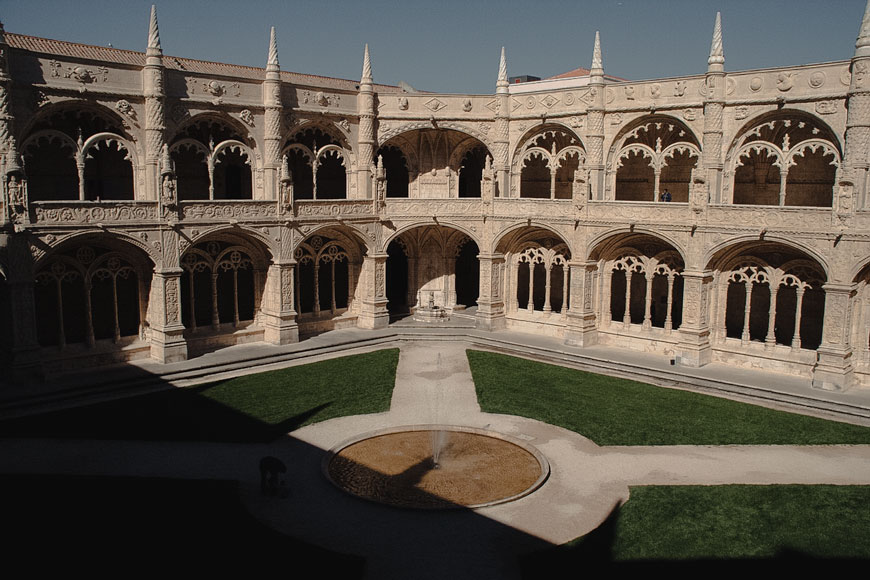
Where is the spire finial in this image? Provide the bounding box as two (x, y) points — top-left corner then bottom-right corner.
(497, 47), (508, 91)
(857, 1), (870, 57)
(708, 12), (724, 71)
(361, 44), (373, 84)
(267, 27), (279, 71)
(590, 31), (603, 77)
(147, 5), (162, 56)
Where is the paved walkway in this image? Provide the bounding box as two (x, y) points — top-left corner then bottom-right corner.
(2, 341), (870, 579)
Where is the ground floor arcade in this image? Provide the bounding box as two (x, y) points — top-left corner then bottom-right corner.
(1, 223), (865, 391)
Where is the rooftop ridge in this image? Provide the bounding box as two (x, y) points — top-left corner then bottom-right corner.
(5, 31), (398, 90)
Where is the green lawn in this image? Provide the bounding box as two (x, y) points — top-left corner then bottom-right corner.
(466, 350), (870, 445)
(521, 484), (870, 573)
(0, 348), (399, 443)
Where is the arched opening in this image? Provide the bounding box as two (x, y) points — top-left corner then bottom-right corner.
(213, 147), (252, 200)
(554, 150), (581, 199)
(170, 116), (255, 201)
(611, 117), (700, 202)
(590, 233), (685, 333)
(458, 147), (486, 198)
(455, 238), (480, 307)
(514, 126), (585, 199)
(386, 239), (409, 316)
(380, 129), (490, 199)
(173, 143), (209, 200)
(34, 241), (151, 349)
(520, 154), (550, 198)
(387, 226), (478, 315)
(496, 227), (571, 320)
(377, 145), (409, 198)
(785, 147), (836, 207)
(614, 150), (654, 201)
(22, 134), (78, 201)
(727, 112), (840, 207)
(733, 148), (781, 205)
(283, 126), (348, 201)
(293, 228), (365, 334)
(83, 140), (134, 201)
(22, 105), (133, 202)
(287, 148), (314, 200)
(180, 241), (258, 331)
(316, 149), (347, 199)
(711, 243), (827, 350)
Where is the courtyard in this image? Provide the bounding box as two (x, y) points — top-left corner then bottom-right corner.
(1, 330), (869, 577)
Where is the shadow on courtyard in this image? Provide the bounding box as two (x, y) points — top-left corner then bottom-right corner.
(0, 373), (867, 576)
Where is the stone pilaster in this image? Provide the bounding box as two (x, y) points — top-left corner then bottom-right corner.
(358, 253), (389, 329)
(261, 260), (299, 344)
(812, 283), (855, 391)
(5, 234), (42, 380)
(587, 32), (605, 200)
(702, 13), (725, 204)
(143, 6), (166, 203)
(476, 252), (506, 330)
(357, 44), (376, 200)
(676, 269), (713, 367)
(148, 268), (187, 363)
(264, 27), (283, 203)
(564, 260), (598, 346)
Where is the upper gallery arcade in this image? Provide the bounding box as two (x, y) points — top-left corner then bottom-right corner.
(1, 5), (870, 393)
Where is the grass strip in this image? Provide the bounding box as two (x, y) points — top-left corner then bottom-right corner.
(0, 348), (399, 442)
(466, 350), (870, 445)
(521, 484), (870, 574)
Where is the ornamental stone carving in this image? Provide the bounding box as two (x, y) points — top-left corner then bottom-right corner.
(815, 100), (838, 115)
(239, 109), (255, 126)
(180, 202), (278, 220)
(32, 203), (158, 224)
(776, 72), (797, 92)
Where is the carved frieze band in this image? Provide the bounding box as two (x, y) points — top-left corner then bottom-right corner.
(180, 202), (278, 220)
(32, 202), (158, 224)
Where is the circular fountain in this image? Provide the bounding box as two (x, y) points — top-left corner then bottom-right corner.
(324, 425), (550, 509)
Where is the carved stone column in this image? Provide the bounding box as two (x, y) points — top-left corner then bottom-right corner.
(148, 268), (187, 363)
(357, 45), (376, 200)
(676, 269), (713, 367)
(143, 6), (166, 203)
(494, 48), (510, 198)
(264, 27), (283, 203)
(844, 3), (870, 209)
(564, 260), (598, 347)
(358, 253), (389, 329)
(703, 13), (725, 203)
(812, 283), (856, 391)
(588, 32), (606, 200)
(261, 260), (299, 345)
(476, 252), (506, 331)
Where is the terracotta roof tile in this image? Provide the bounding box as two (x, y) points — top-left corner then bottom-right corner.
(547, 66), (592, 80)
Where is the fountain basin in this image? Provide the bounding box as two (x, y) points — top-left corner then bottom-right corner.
(324, 425), (550, 509)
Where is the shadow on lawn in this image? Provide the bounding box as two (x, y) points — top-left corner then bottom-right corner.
(519, 504), (869, 576)
(0, 388), (332, 443)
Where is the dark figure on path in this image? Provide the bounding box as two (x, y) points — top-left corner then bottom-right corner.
(259, 456), (287, 496)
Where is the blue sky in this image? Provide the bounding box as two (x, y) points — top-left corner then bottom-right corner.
(2, 0), (866, 93)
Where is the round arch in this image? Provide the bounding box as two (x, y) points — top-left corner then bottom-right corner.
(587, 227), (688, 265)
(383, 220), (481, 254)
(704, 235), (831, 281)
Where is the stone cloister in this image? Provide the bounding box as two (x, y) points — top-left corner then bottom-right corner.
(3, 6), (870, 393)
